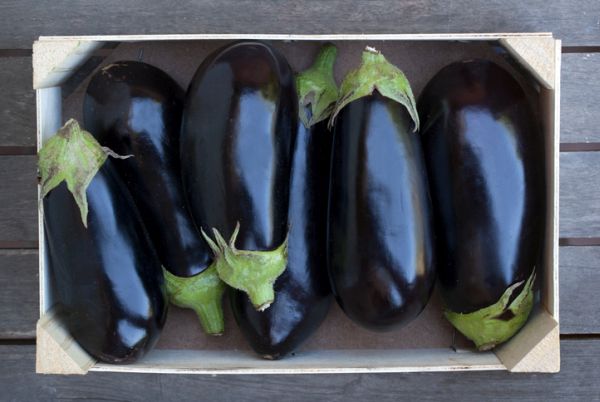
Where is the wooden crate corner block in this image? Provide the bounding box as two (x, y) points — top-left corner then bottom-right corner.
(35, 308), (95, 375)
(499, 36), (560, 89)
(495, 309), (560, 373)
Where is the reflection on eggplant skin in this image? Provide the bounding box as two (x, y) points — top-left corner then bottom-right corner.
(44, 162), (166, 364)
(230, 119), (333, 358)
(419, 60), (545, 314)
(328, 93), (435, 331)
(180, 41), (295, 252)
(84, 61), (211, 278)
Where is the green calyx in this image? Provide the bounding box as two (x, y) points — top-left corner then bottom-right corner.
(296, 43), (339, 128)
(329, 46), (419, 131)
(201, 222), (288, 311)
(39, 118), (130, 227)
(163, 265), (226, 336)
(444, 269), (537, 351)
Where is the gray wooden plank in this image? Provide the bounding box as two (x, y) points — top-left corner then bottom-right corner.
(3, 151), (597, 243)
(0, 250), (37, 338)
(0, 156), (37, 244)
(559, 152), (600, 238)
(0, 48), (597, 149)
(1, 340), (599, 401)
(0, 56), (35, 147)
(1, 245), (596, 340)
(561, 53), (600, 143)
(560, 247), (600, 334)
(0, 0), (599, 48)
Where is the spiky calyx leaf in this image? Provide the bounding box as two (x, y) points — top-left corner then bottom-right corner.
(444, 269), (537, 351)
(296, 43), (339, 128)
(201, 222), (288, 311)
(39, 118), (130, 227)
(163, 265), (226, 335)
(329, 46), (419, 131)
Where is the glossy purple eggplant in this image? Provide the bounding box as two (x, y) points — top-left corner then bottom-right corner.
(327, 49), (435, 331)
(181, 41), (297, 310)
(418, 60), (545, 349)
(83, 61), (225, 335)
(230, 45), (336, 358)
(41, 120), (167, 364)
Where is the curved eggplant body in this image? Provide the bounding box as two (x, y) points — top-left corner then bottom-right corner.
(418, 60), (545, 315)
(231, 120), (333, 358)
(328, 92), (435, 331)
(44, 161), (167, 364)
(83, 61), (210, 278)
(181, 41), (296, 250)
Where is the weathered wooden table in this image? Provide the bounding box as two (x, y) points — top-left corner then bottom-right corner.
(1, 2), (599, 400)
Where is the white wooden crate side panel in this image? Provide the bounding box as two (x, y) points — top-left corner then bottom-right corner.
(37, 33), (553, 43)
(36, 86), (62, 315)
(91, 348), (504, 375)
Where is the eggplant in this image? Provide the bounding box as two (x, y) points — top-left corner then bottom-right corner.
(181, 41), (297, 310)
(40, 119), (167, 364)
(83, 61), (225, 335)
(327, 48), (435, 330)
(418, 60), (545, 350)
(230, 45), (337, 359)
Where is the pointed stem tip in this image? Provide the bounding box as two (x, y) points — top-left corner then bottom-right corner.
(201, 224), (288, 311)
(296, 43), (339, 128)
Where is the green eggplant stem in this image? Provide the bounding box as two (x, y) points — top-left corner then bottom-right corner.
(329, 46), (419, 131)
(444, 269), (537, 351)
(163, 265), (226, 335)
(38, 118), (131, 227)
(201, 222), (288, 311)
(296, 43), (339, 128)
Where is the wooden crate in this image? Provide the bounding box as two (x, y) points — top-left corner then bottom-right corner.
(34, 33), (561, 375)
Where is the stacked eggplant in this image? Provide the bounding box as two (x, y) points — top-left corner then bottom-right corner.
(39, 41), (545, 364)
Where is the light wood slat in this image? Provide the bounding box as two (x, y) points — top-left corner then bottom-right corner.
(0, 250), (37, 339)
(0, 57), (35, 147)
(0, 1), (599, 48)
(0, 341), (599, 400)
(561, 53), (600, 143)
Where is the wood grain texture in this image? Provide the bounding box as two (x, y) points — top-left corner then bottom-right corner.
(0, 0), (599, 48)
(560, 152), (600, 237)
(1, 340), (599, 401)
(0, 41), (595, 148)
(0, 156), (37, 243)
(0, 250), (37, 339)
(559, 247), (600, 334)
(561, 53), (600, 143)
(3, 151), (597, 242)
(1, 244), (596, 342)
(0, 57), (35, 147)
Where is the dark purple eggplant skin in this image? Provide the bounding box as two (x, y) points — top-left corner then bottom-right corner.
(230, 119), (333, 359)
(83, 61), (211, 278)
(418, 60), (545, 314)
(44, 160), (167, 364)
(180, 41), (296, 250)
(328, 92), (435, 331)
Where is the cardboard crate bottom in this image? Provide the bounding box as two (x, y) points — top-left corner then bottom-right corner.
(34, 33), (561, 375)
